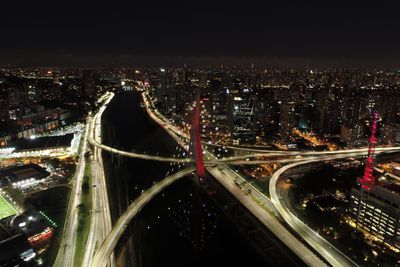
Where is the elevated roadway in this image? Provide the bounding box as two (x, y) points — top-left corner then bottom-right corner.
(139, 91), (327, 266)
(89, 167), (195, 267)
(269, 159), (361, 267)
(87, 89), (400, 267)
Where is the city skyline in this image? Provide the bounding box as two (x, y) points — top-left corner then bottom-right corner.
(2, 2), (400, 266)
(1, 66), (400, 266)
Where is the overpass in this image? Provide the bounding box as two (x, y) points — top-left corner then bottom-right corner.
(89, 167), (195, 267)
(88, 135), (400, 166)
(86, 89), (400, 267)
(88, 91), (328, 267)
(269, 160), (359, 267)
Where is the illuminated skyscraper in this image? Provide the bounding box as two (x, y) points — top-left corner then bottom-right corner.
(231, 92), (256, 144)
(279, 102), (296, 139)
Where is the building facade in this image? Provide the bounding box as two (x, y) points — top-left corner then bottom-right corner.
(349, 186), (400, 249)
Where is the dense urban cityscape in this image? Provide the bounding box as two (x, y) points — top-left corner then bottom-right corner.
(0, 66), (399, 266)
(1, 1), (400, 267)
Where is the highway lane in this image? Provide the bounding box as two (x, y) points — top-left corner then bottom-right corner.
(219, 149), (398, 165)
(141, 88), (400, 158)
(137, 91), (400, 163)
(140, 90), (327, 266)
(123, 88), (397, 266)
(88, 136), (193, 163)
(212, 146), (400, 162)
(141, 91), (281, 216)
(82, 92), (115, 267)
(93, 93), (115, 267)
(142, 88), (386, 266)
(209, 143), (400, 155)
(205, 152), (326, 267)
(54, 115), (91, 267)
(87, 136), (400, 166)
(89, 95), (400, 166)
(269, 158), (362, 267)
(204, 150), (278, 211)
(140, 89), (393, 266)
(268, 150), (400, 266)
(89, 167), (195, 267)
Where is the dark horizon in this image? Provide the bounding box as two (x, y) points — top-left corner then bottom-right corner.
(2, 53), (400, 69)
(1, 1), (400, 67)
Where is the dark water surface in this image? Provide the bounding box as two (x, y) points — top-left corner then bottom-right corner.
(101, 91), (268, 267)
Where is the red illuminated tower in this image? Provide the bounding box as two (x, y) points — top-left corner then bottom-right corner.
(192, 93), (205, 180)
(360, 111), (379, 190)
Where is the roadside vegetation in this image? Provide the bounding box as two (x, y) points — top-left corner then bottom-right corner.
(74, 161), (93, 266)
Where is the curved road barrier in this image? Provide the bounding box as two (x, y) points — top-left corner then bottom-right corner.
(269, 158), (364, 267)
(89, 167), (195, 267)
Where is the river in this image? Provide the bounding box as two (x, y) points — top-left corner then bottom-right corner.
(101, 91), (269, 267)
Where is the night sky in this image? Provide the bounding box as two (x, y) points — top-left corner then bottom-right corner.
(1, 1), (399, 67)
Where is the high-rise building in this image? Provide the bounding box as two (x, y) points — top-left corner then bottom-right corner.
(319, 104), (341, 134)
(340, 124), (365, 148)
(207, 77), (230, 138)
(279, 102), (296, 139)
(344, 97), (368, 125)
(155, 68), (175, 115)
(231, 93), (256, 144)
(297, 103), (316, 131)
(254, 89), (279, 137)
(381, 94), (400, 124)
(349, 185), (400, 250)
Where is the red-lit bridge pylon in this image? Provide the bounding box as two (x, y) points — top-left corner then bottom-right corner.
(191, 94), (205, 181)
